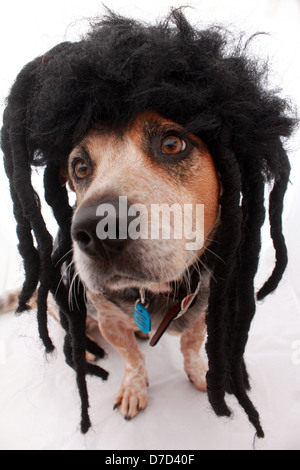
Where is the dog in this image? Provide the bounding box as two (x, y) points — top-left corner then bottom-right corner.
(67, 110), (220, 418)
(1, 9), (295, 437)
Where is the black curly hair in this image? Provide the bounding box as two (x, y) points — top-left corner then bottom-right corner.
(1, 8), (296, 437)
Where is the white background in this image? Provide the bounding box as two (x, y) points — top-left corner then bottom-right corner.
(0, 0), (300, 450)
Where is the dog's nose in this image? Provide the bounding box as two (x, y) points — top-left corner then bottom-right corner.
(71, 199), (132, 258)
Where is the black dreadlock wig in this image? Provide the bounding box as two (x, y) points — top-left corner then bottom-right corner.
(1, 9), (296, 437)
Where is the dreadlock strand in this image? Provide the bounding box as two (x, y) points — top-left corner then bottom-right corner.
(14, 145), (54, 352)
(43, 163), (107, 358)
(60, 300), (91, 432)
(9, 185), (40, 312)
(257, 143), (291, 300)
(223, 272), (251, 394)
(231, 166), (266, 353)
(228, 166), (266, 437)
(1, 123), (40, 311)
(2, 111), (54, 352)
(51, 260), (108, 432)
(85, 337), (106, 360)
(205, 132), (243, 418)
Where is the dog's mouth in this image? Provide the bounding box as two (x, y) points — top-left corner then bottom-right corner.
(72, 233), (195, 295)
(72, 239), (200, 296)
(101, 272), (173, 294)
(105, 273), (141, 287)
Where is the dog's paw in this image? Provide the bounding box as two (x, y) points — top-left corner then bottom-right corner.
(184, 353), (208, 392)
(114, 367), (148, 419)
(85, 351), (97, 362)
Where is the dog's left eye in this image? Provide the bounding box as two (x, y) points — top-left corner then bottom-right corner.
(161, 136), (187, 155)
(74, 159), (90, 179)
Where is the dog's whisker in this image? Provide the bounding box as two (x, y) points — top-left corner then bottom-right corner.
(183, 265), (191, 295)
(54, 248), (74, 267)
(54, 258), (75, 298)
(69, 269), (80, 311)
(204, 246), (225, 264)
(192, 259), (204, 281)
(197, 258), (216, 283)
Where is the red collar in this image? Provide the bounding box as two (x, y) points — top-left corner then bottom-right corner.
(149, 281), (201, 346)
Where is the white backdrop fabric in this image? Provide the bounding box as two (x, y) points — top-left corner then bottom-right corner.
(0, 0), (300, 450)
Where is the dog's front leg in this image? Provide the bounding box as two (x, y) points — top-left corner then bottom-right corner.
(89, 293), (148, 419)
(180, 313), (208, 391)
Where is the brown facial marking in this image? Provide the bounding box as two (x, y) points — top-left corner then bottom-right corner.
(127, 111), (220, 256)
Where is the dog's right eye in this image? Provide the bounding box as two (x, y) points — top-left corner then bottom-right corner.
(74, 159), (90, 179)
(161, 136), (187, 155)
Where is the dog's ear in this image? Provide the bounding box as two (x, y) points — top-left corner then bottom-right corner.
(59, 167), (75, 191)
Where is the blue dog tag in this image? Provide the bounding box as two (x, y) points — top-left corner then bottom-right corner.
(134, 303), (151, 334)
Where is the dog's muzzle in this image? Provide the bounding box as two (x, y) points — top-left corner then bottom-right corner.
(71, 198), (134, 259)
